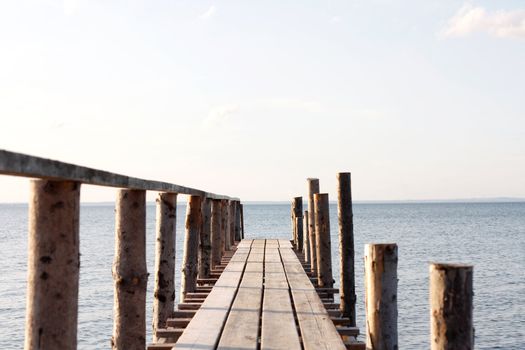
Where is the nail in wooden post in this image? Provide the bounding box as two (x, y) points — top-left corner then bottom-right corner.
(152, 192), (177, 341)
(234, 201), (242, 241)
(210, 199), (222, 268)
(25, 180), (81, 350)
(364, 243), (398, 350)
(199, 198), (212, 278)
(292, 197), (303, 252)
(240, 204), (245, 239)
(112, 189), (148, 350)
(314, 193), (333, 288)
(303, 210), (310, 263)
(337, 172), (356, 325)
(430, 263), (474, 350)
(307, 178), (320, 275)
(180, 195), (202, 303)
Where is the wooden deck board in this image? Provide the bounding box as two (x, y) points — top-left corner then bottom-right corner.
(280, 247), (346, 350)
(261, 242), (301, 350)
(217, 243), (265, 349)
(172, 239), (345, 350)
(173, 240), (253, 349)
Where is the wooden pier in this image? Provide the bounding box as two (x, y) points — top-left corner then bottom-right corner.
(149, 239), (362, 350)
(0, 150), (474, 350)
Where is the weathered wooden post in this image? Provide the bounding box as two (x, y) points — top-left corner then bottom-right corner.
(430, 263), (474, 350)
(224, 200), (231, 251)
(229, 200), (236, 247)
(307, 178), (320, 275)
(337, 172), (356, 326)
(152, 192), (177, 341)
(303, 210), (310, 264)
(234, 201), (242, 242)
(292, 197), (303, 252)
(314, 193), (333, 288)
(240, 203), (245, 239)
(221, 199), (230, 252)
(25, 180), (81, 350)
(364, 243), (398, 350)
(291, 200), (296, 246)
(112, 189), (148, 350)
(210, 199), (222, 268)
(180, 195), (202, 303)
(199, 198), (212, 278)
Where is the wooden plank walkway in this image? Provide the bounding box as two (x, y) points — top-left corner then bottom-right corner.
(165, 239), (349, 350)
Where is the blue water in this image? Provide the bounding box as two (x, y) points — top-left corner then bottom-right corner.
(0, 202), (524, 349)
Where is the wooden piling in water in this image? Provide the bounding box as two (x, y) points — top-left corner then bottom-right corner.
(180, 195), (202, 303)
(199, 198), (212, 278)
(337, 172), (356, 326)
(303, 210), (310, 263)
(25, 180), (81, 350)
(152, 192), (177, 341)
(307, 178), (320, 275)
(234, 201), (242, 242)
(229, 200), (236, 247)
(292, 197), (303, 252)
(240, 203), (245, 239)
(314, 193), (333, 288)
(430, 263), (474, 350)
(210, 199), (222, 268)
(221, 199), (230, 252)
(112, 189), (148, 350)
(364, 243), (398, 350)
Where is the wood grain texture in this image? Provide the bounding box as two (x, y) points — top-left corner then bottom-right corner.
(218, 245), (264, 349)
(430, 263), (473, 350)
(180, 196), (202, 303)
(199, 198), (212, 278)
(174, 241), (253, 350)
(314, 193), (334, 288)
(280, 246), (346, 350)
(153, 192), (177, 341)
(307, 178), (320, 275)
(25, 180), (81, 350)
(261, 243), (301, 350)
(210, 200), (222, 268)
(112, 189), (148, 350)
(337, 172), (356, 325)
(364, 244), (398, 350)
(0, 149), (237, 200)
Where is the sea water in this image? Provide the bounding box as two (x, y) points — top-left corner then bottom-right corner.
(0, 202), (524, 349)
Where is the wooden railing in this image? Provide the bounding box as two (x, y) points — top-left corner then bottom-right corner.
(0, 149), (243, 350)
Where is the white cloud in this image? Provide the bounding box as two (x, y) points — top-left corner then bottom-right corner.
(200, 5), (216, 20)
(331, 16), (342, 23)
(203, 104), (239, 128)
(441, 4), (525, 39)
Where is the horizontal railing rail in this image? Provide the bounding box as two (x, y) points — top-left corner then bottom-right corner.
(0, 149), (238, 200)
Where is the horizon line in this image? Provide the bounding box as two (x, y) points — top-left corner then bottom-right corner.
(1, 197), (524, 205)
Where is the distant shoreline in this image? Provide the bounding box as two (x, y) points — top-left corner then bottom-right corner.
(1, 198), (524, 205)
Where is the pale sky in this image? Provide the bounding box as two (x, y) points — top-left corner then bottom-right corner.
(0, 0), (524, 202)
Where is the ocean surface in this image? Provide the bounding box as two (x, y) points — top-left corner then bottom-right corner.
(1, 202), (524, 349)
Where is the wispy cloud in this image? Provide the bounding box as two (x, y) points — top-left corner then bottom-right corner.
(199, 5), (216, 20)
(441, 4), (525, 39)
(203, 104), (239, 128)
(330, 16), (342, 23)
